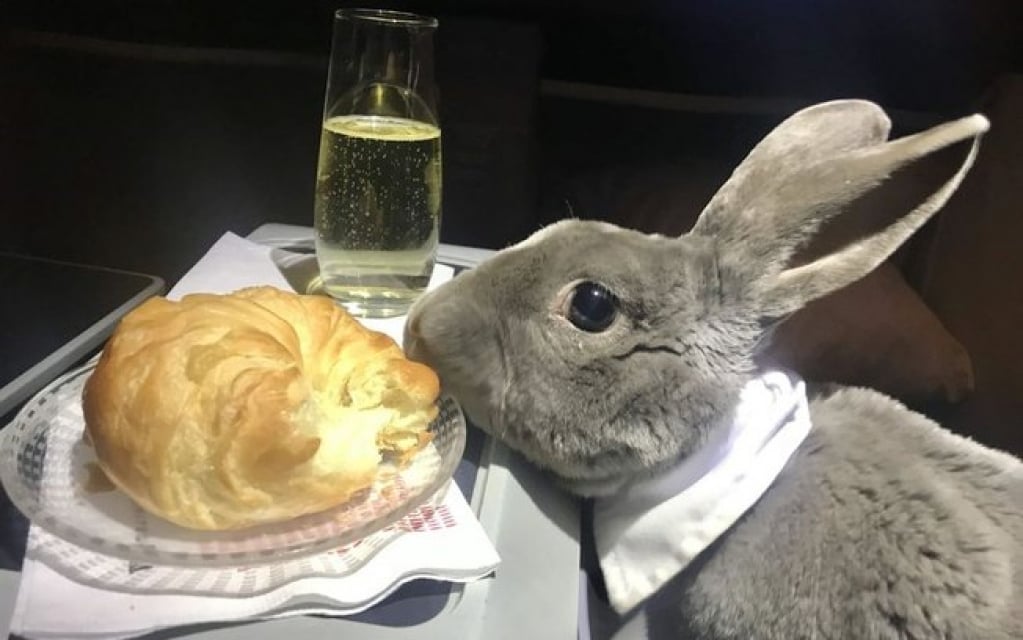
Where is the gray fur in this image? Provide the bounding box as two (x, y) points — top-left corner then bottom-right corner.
(405, 100), (1020, 638)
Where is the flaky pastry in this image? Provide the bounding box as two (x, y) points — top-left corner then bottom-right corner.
(82, 286), (440, 530)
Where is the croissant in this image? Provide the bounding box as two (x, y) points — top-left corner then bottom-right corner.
(82, 286), (440, 531)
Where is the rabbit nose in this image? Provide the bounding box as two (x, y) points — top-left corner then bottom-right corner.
(404, 278), (472, 357)
(405, 289), (433, 341)
(406, 309), (422, 339)
(403, 299), (430, 360)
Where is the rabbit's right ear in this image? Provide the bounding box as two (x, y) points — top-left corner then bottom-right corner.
(690, 100), (988, 318)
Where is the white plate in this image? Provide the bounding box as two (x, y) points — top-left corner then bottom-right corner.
(0, 363), (465, 568)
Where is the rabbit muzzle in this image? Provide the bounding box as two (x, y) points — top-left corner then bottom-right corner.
(405, 283), (511, 436)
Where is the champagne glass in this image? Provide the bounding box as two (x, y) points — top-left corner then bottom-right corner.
(314, 8), (441, 318)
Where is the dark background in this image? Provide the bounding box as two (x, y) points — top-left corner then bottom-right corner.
(1, 1), (1021, 452)
(3, 1), (1021, 282)
(4, 1), (1020, 108)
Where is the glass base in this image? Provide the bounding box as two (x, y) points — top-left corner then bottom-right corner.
(324, 285), (425, 318)
(314, 244), (435, 318)
(334, 298), (414, 318)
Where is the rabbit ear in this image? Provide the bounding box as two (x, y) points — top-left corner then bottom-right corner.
(690, 100), (989, 316)
(692, 100), (893, 254)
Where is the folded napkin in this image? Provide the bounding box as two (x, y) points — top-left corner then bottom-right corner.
(9, 232), (500, 639)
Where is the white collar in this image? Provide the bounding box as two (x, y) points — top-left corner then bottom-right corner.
(593, 371), (812, 614)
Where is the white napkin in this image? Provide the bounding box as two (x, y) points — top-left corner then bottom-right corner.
(594, 371), (811, 613)
(10, 232), (500, 639)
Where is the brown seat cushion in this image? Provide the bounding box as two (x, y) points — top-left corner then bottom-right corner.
(758, 262), (974, 405)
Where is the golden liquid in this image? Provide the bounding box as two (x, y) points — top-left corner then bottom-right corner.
(314, 115), (442, 317)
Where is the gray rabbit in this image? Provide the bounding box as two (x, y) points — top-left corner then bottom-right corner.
(404, 100), (1022, 639)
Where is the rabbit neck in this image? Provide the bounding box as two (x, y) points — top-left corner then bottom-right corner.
(593, 370), (812, 614)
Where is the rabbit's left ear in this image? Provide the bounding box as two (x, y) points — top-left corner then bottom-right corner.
(690, 99), (989, 317)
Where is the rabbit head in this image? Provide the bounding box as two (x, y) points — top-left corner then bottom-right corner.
(405, 100), (988, 496)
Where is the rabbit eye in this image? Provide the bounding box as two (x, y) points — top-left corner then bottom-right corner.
(567, 281), (618, 332)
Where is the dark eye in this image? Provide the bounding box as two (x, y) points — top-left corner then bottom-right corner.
(567, 281), (618, 332)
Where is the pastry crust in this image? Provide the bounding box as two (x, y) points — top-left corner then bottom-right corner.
(82, 286), (439, 530)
